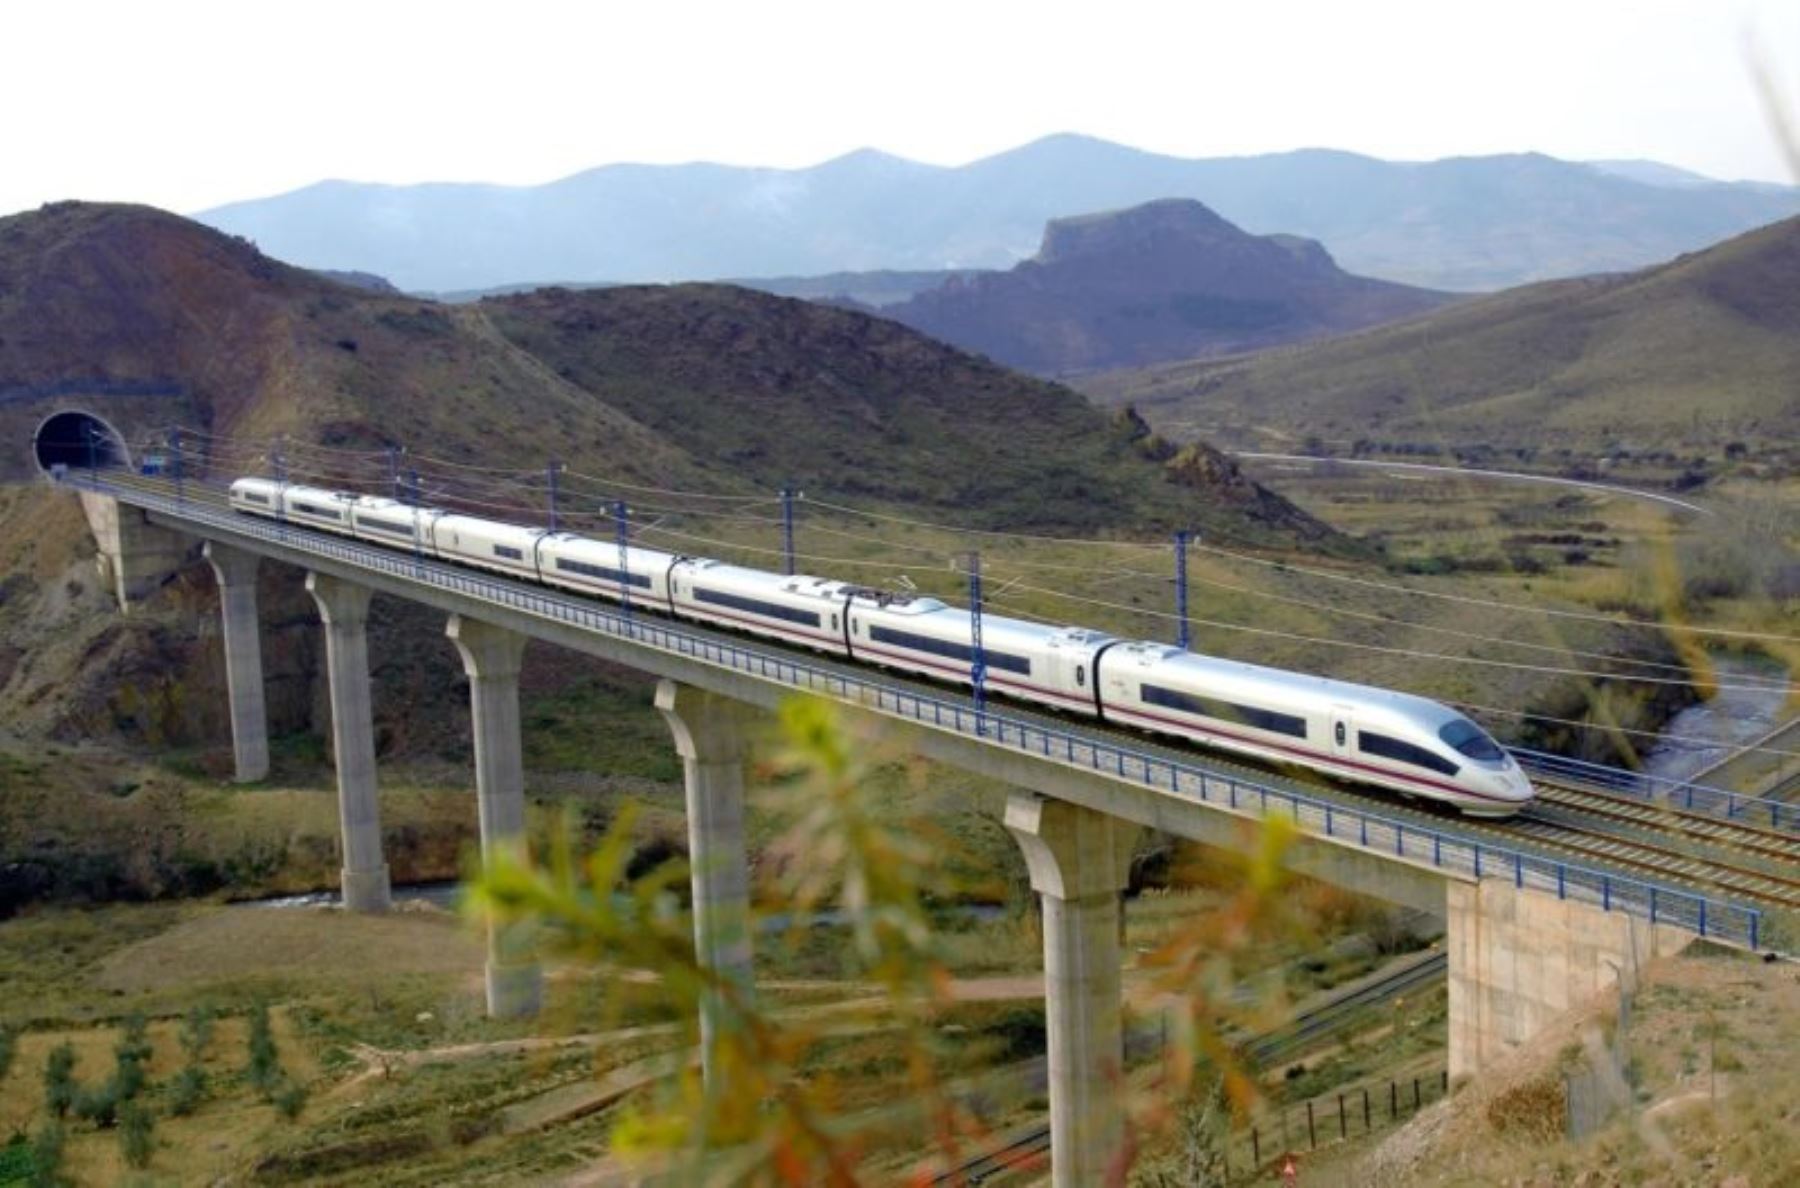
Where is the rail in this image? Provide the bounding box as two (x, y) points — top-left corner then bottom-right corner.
(63, 470), (1767, 952)
(1512, 747), (1797, 833)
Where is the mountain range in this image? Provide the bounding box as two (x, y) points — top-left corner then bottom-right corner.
(195, 135), (1800, 294)
(1081, 213), (1800, 457)
(873, 199), (1455, 374)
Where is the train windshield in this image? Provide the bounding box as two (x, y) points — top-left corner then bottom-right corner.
(1439, 718), (1505, 762)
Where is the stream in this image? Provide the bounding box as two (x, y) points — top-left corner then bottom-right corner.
(1639, 655), (1792, 785)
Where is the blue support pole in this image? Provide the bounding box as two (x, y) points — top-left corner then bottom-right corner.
(548, 460), (562, 532)
(781, 484), (797, 577)
(615, 500), (633, 622)
(387, 445), (401, 499)
(408, 468), (422, 507)
(171, 430), (185, 504)
(967, 551), (987, 735)
(1174, 528), (1192, 651)
(273, 442), (288, 538)
(408, 469), (424, 572)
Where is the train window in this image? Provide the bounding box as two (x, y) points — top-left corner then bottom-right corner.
(1140, 684), (1307, 739)
(693, 587), (821, 627)
(240, 491), (270, 505)
(493, 545), (524, 561)
(555, 557), (651, 588)
(1358, 731), (1459, 777)
(868, 625), (1030, 675)
(1075, 665), (1086, 687)
(1335, 722), (1346, 747)
(1439, 718), (1504, 762)
(358, 517), (414, 537)
(831, 614), (839, 631)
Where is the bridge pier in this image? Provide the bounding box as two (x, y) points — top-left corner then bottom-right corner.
(203, 542), (269, 783)
(656, 679), (756, 1091)
(1005, 791), (1139, 1188)
(305, 573), (392, 914)
(447, 615), (542, 1018)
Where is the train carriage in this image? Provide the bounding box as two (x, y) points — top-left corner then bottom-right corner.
(539, 534), (681, 609)
(429, 514), (549, 583)
(1099, 645), (1531, 816)
(670, 562), (851, 655)
(846, 594), (1109, 714)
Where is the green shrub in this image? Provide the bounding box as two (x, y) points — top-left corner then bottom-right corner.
(42, 1044), (75, 1118)
(119, 1101), (154, 1169)
(247, 1002), (281, 1097)
(272, 1078), (308, 1121)
(180, 1005), (215, 1062)
(73, 1083), (120, 1128)
(168, 1065), (206, 1117)
(27, 1120), (64, 1188)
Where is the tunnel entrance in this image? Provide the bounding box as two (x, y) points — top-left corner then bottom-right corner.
(32, 409), (133, 476)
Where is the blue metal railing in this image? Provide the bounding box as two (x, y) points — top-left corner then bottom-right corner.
(1511, 747), (1796, 834)
(69, 472), (1770, 953)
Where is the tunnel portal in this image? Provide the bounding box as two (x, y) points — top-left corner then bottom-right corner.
(32, 409), (134, 475)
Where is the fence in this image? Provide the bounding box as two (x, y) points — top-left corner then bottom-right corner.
(1235, 1068), (1451, 1175)
(67, 471), (1767, 954)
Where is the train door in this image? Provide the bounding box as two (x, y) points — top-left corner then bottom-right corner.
(1329, 705), (1355, 761)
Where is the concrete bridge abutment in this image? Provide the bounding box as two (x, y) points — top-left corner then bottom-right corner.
(446, 615), (543, 1019)
(305, 572), (392, 914)
(203, 541), (270, 783)
(1005, 791), (1140, 1188)
(1445, 877), (1694, 1081)
(77, 491), (193, 610)
(656, 679), (757, 1092)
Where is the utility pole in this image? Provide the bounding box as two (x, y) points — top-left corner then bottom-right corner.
(1175, 529), (1193, 651)
(387, 445), (401, 501)
(548, 460), (563, 531)
(615, 500), (633, 623)
(967, 551), (987, 735)
(171, 430), (184, 504)
(780, 484), (798, 577)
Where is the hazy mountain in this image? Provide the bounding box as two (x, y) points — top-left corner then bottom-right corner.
(194, 135), (1800, 293)
(876, 199), (1456, 375)
(1081, 214), (1800, 456)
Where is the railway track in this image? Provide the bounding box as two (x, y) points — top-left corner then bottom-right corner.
(1534, 781), (1800, 866)
(930, 950), (1449, 1185)
(101, 471), (1789, 918)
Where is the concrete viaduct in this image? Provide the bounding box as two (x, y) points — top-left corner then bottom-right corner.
(42, 416), (1751, 1186)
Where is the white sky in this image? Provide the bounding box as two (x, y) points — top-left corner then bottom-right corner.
(4, 0), (1797, 217)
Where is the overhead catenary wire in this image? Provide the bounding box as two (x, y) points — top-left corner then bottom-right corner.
(177, 429), (1800, 647)
(984, 584), (1797, 696)
(980, 557), (1798, 689)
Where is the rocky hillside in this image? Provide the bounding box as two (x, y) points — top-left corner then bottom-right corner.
(0, 203), (1336, 767)
(878, 199), (1453, 374)
(1083, 215), (1800, 458)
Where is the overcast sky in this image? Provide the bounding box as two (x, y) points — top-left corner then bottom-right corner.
(4, 0), (1796, 218)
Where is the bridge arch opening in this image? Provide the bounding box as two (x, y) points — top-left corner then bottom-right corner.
(32, 409), (133, 476)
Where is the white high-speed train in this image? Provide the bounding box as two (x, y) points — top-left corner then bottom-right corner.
(232, 477), (1535, 818)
